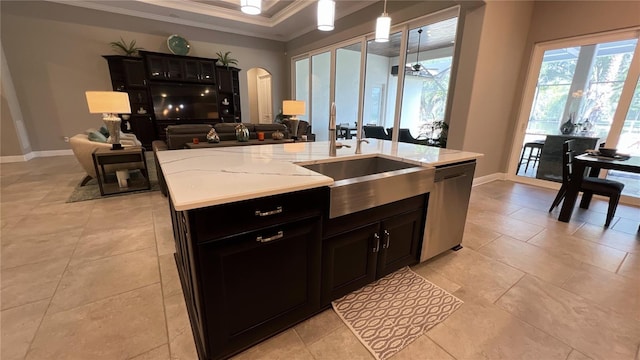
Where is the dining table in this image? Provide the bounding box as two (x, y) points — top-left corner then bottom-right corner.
(558, 152), (640, 226)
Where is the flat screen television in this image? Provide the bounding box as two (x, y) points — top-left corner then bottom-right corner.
(149, 83), (218, 120)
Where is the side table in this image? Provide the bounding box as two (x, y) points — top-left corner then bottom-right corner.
(92, 147), (150, 196)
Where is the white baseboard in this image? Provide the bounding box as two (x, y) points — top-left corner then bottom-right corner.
(0, 149), (73, 163)
(472, 172), (507, 187)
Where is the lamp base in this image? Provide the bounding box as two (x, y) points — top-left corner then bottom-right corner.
(288, 118), (300, 141)
(103, 115), (122, 149)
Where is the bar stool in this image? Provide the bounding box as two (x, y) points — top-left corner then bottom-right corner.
(516, 140), (545, 175)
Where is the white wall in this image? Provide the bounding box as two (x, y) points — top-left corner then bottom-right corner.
(0, 1), (285, 154)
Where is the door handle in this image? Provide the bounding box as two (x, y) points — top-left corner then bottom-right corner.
(373, 233), (380, 253)
(383, 229), (390, 249)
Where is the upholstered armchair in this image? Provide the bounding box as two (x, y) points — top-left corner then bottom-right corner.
(69, 132), (142, 186)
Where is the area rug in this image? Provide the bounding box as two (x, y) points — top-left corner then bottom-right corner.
(67, 152), (160, 203)
(332, 267), (463, 360)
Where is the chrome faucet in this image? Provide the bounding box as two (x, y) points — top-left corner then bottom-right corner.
(329, 102), (337, 157)
(355, 126), (369, 154)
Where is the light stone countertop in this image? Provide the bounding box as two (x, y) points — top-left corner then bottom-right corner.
(156, 139), (483, 211)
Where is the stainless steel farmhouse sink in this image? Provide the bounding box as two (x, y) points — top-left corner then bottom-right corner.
(299, 156), (435, 218)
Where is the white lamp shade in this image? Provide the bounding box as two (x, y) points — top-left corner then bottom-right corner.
(317, 0), (335, 31)
(85, 91), (131, 114)
(283, 100), (306, 116)
(240, 0), (261, 15)
(375, 14), (391, 42)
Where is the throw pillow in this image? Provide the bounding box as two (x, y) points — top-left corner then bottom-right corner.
(98, 126), (110, 138)
(87, 130), (107, 143)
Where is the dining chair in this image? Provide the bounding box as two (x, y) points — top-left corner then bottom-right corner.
(337, 123), (350, 139)
(548, 140), (624, 227)
(363, 126), (390, 140)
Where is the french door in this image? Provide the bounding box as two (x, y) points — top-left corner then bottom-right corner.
(510, 29), (640, 204)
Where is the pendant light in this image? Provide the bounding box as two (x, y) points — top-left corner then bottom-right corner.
(375, 0), (391, 42)
(412, 28), (423, 71)
(240, 0), (261, 15)
(317, 0), (335, 31)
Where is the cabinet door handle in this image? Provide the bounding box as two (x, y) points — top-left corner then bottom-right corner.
(383, 230), (390, 249)
(254, 206), (283, 217)
(373, 233), (380, 253)
(256, 231), (283, 243)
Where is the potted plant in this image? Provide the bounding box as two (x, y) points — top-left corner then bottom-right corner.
(110, 37), (143, 56)
(215, 51), (238, 68)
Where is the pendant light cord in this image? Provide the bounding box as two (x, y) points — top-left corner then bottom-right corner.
(383, 0), (387, 14)
(416, 28), (422, 65)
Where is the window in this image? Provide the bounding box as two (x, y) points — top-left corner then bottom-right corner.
(292, 7), (460, 145)
(512, 31), (640, 200)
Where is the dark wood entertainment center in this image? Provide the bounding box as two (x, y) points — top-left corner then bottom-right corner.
(103, 51), (242, 149)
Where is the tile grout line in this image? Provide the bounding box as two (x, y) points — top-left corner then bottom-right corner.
(20, 203), (93, 359)
(152, 208), (176, 359)
(491, 274), (577, 357)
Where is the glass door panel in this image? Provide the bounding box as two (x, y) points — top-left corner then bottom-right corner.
(294, 58), (310, 122)
(609, 77), (640, 197)
(399, 17), (458, 147)
(516, 38), (638, 181)
(335, 43), (362, 140)
(363, 31), (403, 137)
(311, 52), (331, 141)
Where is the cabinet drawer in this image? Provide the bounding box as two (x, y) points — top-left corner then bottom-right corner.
(189, 187), (328, 243)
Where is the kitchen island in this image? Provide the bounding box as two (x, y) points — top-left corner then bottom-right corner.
(156, 139), (482, 360)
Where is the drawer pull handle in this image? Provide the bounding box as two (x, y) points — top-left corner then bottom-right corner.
(383, 229), (390, 249)
(373, 233), (380, 253)
(256, 231), (283, 243)
(255, 206), (283, 217)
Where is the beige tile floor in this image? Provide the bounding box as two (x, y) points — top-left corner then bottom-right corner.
(1, 155), (639, 360)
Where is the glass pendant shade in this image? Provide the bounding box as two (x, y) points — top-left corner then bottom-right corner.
(240, 0), (261, 15)
(375, 14), (391, 42)
(317, 0), (335, 31)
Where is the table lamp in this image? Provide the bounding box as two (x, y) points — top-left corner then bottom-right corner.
(283, 100), (305, 140)
(85, 91), (131, 150)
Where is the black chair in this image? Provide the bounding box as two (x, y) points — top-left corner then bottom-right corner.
(548, 140), (624, 227)
(363, 126), (390, 140)
(516, 139), (545, 175)
(396, 128), (429, 145)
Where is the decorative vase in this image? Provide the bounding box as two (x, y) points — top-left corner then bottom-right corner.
(206, 129), (220, 143)
(235, 123), (249, 142)
(580, 118), (593, 134)
(560, 114), (575, 135)
(272, 130), (284, 140)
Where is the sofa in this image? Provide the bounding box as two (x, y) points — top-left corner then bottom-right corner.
(69, 131), (143, 186)
(152, 123), (295, 196)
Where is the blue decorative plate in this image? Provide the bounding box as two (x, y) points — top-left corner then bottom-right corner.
(167, 34), (190, 55)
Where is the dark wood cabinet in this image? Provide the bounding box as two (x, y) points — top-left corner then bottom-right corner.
(103, 51), (243, 144)
(321, 195), (426, 305)
(103, 56), (156, 148)
(185, 59), (217, 83)
(144, 53), (184, 80)
(216, 66), (242, 122)
(199, 217), (321, 358)
(126, 115), (156, 149)
(141, 51), (217, 84)
(171, 187), (328, 360)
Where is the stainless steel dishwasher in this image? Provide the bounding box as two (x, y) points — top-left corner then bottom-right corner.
(420, 161), (476, 262)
